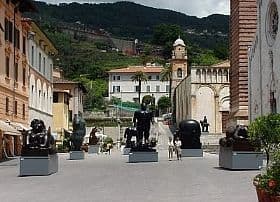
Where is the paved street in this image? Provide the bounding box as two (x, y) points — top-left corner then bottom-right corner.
(0, 123), (259, 202)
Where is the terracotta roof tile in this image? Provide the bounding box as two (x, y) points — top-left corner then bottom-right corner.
(108, 66), (163, 73)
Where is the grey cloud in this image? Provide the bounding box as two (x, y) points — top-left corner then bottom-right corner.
(40, 0), (229, 17)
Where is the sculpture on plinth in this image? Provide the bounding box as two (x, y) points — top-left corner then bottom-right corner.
(219, 124), (255, 151)
(70, 114), (86, 151)
(21, 119), (56, 156)
(132, 103), (155, 151)
(124, 127), (137, 148)
(200, 116), (209, 132)
(177, 119), (202, 149)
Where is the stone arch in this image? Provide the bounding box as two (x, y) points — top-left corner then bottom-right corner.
(202, 69), (206, 83)
(30, 74), (36, 107)
(218, 69), (222, 83)
(212, 70), (217, 83)
(196, 69), (201, 83)
(195, 86), (215, 133)
(219, 86), (230, 111)
(36, 79), (42, 110)
(223, 70), (229, 82)
(206, 69), (212, 83)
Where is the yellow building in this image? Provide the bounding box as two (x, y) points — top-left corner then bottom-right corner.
(0, 0), (36, 160)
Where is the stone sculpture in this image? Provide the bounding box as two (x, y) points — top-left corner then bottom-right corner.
(70, 114), (86, 151)
(21, 119), (56, 156)
(133, 103), (154, 148)
(177, 119), (202, 149)
(219, 124), (255, 151)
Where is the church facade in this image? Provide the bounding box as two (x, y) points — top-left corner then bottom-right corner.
(171, 37), (230, 134)
(249, 0), (280, 120)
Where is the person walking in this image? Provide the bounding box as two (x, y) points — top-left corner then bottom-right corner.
(168, 137), (174, 160)
(174, 137), (182, 160)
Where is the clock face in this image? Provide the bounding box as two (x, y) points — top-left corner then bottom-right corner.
(266, 1), (279, 46)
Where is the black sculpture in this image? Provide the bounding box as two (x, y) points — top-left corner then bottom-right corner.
(219, 124), (255, 151)
(70, 114), (86, 151)
(200, 116), (209, 132)
(89, 127), (99, 145)
(177, 119), (202, 149)
(133, 103), (154, 147)
(124, 127), (138, 148)
(21, 119), (56, 156)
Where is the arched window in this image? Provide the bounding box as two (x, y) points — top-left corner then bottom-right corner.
(218, 69), (222, 83)
(213, 70), (217, 83)
(202, 69), (206, 83)
(207, 69), (212, 83)
(224, 70), (229, 82)
(196, 69), (201, 83)
(177, 68), (182, 78)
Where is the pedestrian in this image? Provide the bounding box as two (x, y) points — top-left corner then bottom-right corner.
(168, 137), (174, 160)
(174, 137), (182, 160)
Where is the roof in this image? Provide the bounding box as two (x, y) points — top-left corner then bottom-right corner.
(173, 37), (186, 47)
(53, 78), (87, 93)
(210, 60), (230, 68)
(0, 120), (21, 136)
(108, 66), (163, 73)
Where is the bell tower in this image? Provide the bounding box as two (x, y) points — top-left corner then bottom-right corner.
(171, 37), (188, 88)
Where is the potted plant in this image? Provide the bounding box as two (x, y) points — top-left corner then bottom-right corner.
(248, 113), (280, 201)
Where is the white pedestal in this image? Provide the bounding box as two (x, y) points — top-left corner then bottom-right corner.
(19, 154), (58, 176)
(88, 145), (100, 154)
(181, 149), (203, 157)
(219, 146), (263, 170)
(129, 152), (158, 163)
(70, 151), (85, 160)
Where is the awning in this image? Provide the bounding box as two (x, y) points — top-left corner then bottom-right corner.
(0, 120), (21, 136)
(10, 122), (31, 131)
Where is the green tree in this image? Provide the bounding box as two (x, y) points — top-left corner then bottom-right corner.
(131, 71), (148, 103)
(157, 96), (171, 113)
(142, 95), (153, 105)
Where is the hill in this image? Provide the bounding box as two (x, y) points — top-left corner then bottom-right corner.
(31, 1), (229, 41)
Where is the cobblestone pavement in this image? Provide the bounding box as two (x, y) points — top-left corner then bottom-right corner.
(0, 122), (260, 202)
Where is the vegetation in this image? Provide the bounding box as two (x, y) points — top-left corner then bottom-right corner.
(157, 96), (171, 113)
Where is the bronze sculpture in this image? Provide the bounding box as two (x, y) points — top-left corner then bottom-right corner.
(21, 119), (56, 156)
(70, 114), (86, 151)
(89, 127), (99, 145)
(177, 119), (202, 149)
(124, 127), (137, 148)
(219, 124), (255, 151)
(133, 103), (154, 147)
(200, 116), (209, 132)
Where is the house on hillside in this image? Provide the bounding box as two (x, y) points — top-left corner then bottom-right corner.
(108, 65), (169, 104)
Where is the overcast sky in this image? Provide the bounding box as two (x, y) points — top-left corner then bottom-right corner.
(40, 0), (229, 17)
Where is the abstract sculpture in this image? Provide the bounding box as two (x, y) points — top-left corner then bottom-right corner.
(70, 114), (86, 151)
(124, 127), (138, 148)
(177, 119), (202, 149)
(21, 119), (56, 156)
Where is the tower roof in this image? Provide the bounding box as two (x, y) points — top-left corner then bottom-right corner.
(173, 37), (186, 47)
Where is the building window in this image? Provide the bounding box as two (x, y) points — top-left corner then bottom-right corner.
(4, 18), (8, 41)
(148, 75), (152, 80)
(31, 46), (34, 66)
(156, 85), (160, 92)
(166, 85), (170, 92)
(146, 85), (150, 92)
(23, 67), (26, 86)
(43, 57), (46, 75)
(135, 85), (140, 92)
(117, 76), (120, 80)
(14, 101), (17, 115)
(22, 104), (25, 119)
(113, 86), (120, 93)
(113, 76), (116, 80)
(156, 75), (160, 80)
(22, 36), (26, 54)
(39, 53), (42, 71)
(6, 97), (9, 113)
(53, 92), (59, 103)
(15, 63), (18, 82)
(8, 21), (13, 43)
(15, 28), (20, 49)
(5, 57), (9, 77)
(177, 68), (182, 78)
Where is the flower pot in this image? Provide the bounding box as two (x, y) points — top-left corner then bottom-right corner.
(256, 188), (272, 202)
(271, 196), (280, 202)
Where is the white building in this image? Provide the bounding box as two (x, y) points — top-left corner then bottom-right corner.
(108, 65), (169, 103)
(248, 0), (280, 121)
(27, 21), (57, 129)
(175, 61), (230, 133)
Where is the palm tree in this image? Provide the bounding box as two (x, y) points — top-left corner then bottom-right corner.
(131, 71), (148, 103)
(160, 64), (172, 100)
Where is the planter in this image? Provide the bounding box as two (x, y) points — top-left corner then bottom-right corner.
(255, 186), (280, 202)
